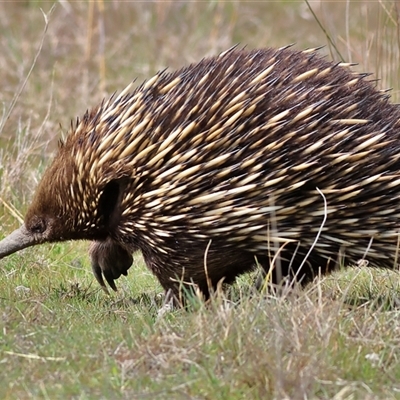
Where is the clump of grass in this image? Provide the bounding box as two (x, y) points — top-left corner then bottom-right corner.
(323, 267), (400, 311)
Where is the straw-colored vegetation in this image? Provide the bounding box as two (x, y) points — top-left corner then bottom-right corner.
(1, 1), (400, 398)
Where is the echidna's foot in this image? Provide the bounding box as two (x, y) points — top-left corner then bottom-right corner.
(158, 282), (209, 309)
(89, 238), (133, 293)
(254, 269), (296, 295)
(254, 269), (267, 291)
(255, 248), (340, 294)
(157, 289), (176, 316)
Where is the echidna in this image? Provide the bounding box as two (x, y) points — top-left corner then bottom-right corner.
(1, 45), (400, 301)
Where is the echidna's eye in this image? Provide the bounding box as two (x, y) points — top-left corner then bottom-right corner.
(29, 217), (47, 234)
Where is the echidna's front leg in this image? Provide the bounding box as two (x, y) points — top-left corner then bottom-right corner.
(89, 238), (133, 293)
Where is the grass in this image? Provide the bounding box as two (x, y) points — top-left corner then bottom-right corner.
(1, 1), (400, 398)
(2, 261), (400, 399)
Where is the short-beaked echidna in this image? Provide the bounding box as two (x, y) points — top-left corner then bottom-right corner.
(1, 45), (400, 300)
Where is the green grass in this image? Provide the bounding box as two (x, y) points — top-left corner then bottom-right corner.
(2, 250), (400, 399)
(1, 1), (400, 398)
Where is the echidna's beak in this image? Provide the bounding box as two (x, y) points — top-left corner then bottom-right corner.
(0, 225), (39, 258)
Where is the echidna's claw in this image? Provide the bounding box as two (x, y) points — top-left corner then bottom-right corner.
(89, 238), (133, 293)
(91, 257), (109, 294)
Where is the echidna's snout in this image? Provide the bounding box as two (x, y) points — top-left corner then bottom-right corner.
(0, 213), (58, 258)
(0, 224), (41, 258)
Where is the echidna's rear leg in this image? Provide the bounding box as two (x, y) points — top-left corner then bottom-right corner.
(89, 238), (133, 293)
(255, 244), (339, 290)
(153, 249), (258, 306)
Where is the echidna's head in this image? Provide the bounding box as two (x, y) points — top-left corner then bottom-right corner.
(0, 117), (129, 258)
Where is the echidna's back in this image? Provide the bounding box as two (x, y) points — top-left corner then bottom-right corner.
(64, 46), (400, 294)
(92, 47), (397, 270)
